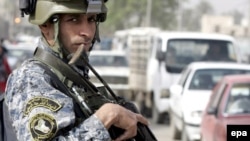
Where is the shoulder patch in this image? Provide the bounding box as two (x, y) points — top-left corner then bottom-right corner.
(29, 113), (58, 141)
(24, 97), (62, 116)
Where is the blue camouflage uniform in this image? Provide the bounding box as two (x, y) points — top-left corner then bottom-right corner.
(4, 38), (111, 141)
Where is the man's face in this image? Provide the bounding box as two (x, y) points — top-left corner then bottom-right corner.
(59, 13), (97, 53)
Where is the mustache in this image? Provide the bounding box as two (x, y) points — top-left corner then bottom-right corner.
(73, 37), (92, 44)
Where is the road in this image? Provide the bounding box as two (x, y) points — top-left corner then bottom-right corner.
(148, 118), (175, 141)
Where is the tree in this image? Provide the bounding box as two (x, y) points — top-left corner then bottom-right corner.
(181, 0), (214, 31)
(100, 0), (181, 36)
(228, 10), (243, 25)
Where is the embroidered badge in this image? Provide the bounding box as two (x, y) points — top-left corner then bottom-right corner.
(29, 113), (57, 141)
(24, 97), (62, 115)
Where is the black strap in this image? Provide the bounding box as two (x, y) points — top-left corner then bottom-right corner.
(33, 47), (98, 94)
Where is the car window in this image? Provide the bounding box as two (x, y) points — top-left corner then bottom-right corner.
(7, 49), (34, 70)
(224, 83), (250, 114)
(8, 49), (33, 58)
(165, 39), (236, 73)
(189, 69), (250, 90)
(89, 54), (128, 67)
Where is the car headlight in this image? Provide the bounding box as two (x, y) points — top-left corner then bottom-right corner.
(191, 111), (202, 118)
(184, 110), (202, 126)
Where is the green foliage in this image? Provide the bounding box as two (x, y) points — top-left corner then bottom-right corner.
(100, 0), (181, 36)
(181, 0), (214, 31)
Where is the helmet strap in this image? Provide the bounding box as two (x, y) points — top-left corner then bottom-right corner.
(49, 19), (64, 59)
(89, 22), (100, 51)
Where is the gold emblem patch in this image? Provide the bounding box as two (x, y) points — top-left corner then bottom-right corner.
(24, 97), (62, 115)
(29, 113), (57, 141)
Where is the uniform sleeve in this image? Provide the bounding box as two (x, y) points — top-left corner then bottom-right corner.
(5, 61), (111, 141)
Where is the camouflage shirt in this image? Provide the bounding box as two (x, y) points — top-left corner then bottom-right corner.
(5, 41), (111, 141)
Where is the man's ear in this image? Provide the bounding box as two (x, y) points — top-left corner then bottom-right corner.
(39, 23), (50, 35)
(39, 22), (54, 41)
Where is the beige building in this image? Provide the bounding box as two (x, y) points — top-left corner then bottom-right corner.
(201, 15), (249, 38)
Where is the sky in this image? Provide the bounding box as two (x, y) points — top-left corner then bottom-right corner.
(187, 0), (249, 17)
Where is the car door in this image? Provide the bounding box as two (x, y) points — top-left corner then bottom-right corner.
(172, 67), (192, 122)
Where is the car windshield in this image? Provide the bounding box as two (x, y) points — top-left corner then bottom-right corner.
(225, 83), (250, 114)
(8, 49), (33, 58)
(89, 54), (128, 67)
(189, 69), (250, 90)
(164, 39), (236, 73)
(7, 48), (34, 70)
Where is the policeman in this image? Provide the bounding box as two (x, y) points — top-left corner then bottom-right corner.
(4, 0), (148, 141)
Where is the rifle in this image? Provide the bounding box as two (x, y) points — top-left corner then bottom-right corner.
(34, 46), (158, 141)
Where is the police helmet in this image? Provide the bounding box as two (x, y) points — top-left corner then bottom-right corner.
(20, 0), (108, 25)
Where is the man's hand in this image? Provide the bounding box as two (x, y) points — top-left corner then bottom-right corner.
(95, 103), (148, 141)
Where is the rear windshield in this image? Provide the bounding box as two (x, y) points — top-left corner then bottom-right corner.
(164, 39), (236, 73)
(89, 54), (128, 67)
(189, 69), (250, 90)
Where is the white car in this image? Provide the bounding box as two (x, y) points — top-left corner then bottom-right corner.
(88, 50), (129, 99)
(169, 62), (250, 141)
(6, 44), (36, 70)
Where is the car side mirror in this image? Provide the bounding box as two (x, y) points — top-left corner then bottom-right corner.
(169, 84), (183, 96)
(156, 50), (165, 62)
(207, 107), (217, 115)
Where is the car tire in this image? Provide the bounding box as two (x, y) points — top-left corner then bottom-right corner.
(181, 123), (189, 141)
(170, 112), (181, 140)
(140, 100), (152, 118)
(152, 103), (164, 124)
(152, 105), (170, 125)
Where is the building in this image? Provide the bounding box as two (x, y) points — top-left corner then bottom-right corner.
(201, 15), (249, 38)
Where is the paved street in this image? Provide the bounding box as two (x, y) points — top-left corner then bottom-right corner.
(149, 119), (174, 141)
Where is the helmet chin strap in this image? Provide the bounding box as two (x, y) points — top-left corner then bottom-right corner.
(89, 22), (100, 52)
(49, 17), (64, 59)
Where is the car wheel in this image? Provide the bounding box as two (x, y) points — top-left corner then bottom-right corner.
(181, 123), (189, 141)
(170, 114), (181, 140)
(152, 103), (169, 124)
(140, 100), (152, 118)
(136, 91), (152, 118)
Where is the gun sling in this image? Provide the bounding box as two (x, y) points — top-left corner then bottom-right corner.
(33, 47), (98, 94)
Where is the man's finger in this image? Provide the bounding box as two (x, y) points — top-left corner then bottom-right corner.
(136, 114), (149, 125)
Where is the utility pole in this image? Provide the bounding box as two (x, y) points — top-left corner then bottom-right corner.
(177, 0), (182, 31)
(145, 0), (152, 27)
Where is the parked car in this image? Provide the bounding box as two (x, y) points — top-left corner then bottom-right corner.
(6, 43), (36, 70)
(169, 62), (250, 141)
(88, 50), (130, 99)
(201, 74), (250, 141)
